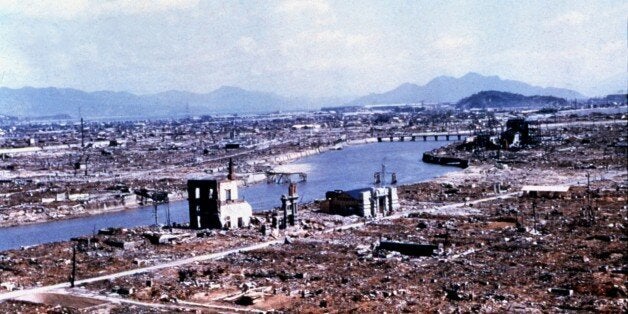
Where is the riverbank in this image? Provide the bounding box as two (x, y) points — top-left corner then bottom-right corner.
(0, 193), (188, 229)
(0, 138), (380, 229)
(0, 140), (459, 250)
(0, 137), (410, 230)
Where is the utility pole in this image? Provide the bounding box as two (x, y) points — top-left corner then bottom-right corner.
(166, 203), (171, 231)
(585, 172), (595, 223)
(84, 155), (89, 176)
(532, 201), (537, 231)
(587, 171), (592, 215)
(153, 203), (159, 226)
(69, 245), (77, 288)
(80, 117), (85, 149)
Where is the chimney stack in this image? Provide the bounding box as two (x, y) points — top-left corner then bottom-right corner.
(227, 158), (236, 180)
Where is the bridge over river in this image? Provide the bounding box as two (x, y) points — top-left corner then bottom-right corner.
(377, 130), (474, 142)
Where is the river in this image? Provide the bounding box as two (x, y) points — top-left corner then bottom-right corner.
(0, 141), (456, 251)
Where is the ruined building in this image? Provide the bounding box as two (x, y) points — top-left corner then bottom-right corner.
(501, 118), (533, 148)
(279, 183), (299, 228)
(187, 159), (252, 229)
(320, 186), (399, 217)
(457, 118), (538, 151)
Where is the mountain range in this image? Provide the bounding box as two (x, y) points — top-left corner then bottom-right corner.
(346, 72), (584, 106)
(0, 86), (300, 118)
(0, 73), (587, 118)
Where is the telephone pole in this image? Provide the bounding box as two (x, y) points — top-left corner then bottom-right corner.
(69, 245), (77, 288)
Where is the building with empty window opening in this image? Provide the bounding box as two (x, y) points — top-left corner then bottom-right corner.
(187, 159), (252, 229)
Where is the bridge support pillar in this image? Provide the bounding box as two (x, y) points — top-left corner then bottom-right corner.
(411, 136), (416, 141)
(446, 135), (450, 141)
(423, 136), (427, 141)
(457, 134), (462, 140)
(434, 135), (438, 141)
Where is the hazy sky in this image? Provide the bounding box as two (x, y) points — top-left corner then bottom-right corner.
(0, 0), (625, 97)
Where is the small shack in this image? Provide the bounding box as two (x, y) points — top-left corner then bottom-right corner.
(521, 185), (570, 199)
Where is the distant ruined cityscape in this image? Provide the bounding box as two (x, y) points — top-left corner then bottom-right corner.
(0, 83), (625, 312)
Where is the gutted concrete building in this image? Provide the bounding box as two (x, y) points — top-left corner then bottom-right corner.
(187, 159), (252, 229)
(320, 186), (399, 218)
(279, 183), (299, 228)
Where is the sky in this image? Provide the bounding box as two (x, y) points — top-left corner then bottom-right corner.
(0, 0), (625, 97)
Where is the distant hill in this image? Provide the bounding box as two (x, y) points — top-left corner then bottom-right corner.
(0, 73), (591, 118)
(602, 94), (627, 104)
(0, 87), (151, 118)
(0, 86), (301, 118)
(347, 72), (584, 106)
(456, 91), (567, 108)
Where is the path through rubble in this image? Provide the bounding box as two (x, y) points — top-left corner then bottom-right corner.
(0, 190), (521, 303)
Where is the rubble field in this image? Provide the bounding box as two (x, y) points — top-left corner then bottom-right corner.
(74, 180), (626, 312)
(0, 114), (626, 312)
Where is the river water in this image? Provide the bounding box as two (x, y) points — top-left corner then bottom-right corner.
(0, 141), (456, 251)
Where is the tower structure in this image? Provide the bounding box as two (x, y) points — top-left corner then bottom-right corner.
(279, 183), (299, 228)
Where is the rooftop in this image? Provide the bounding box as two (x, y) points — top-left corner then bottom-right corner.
(521, 185), (570, 193)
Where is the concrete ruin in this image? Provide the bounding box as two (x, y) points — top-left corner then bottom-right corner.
(279, 183), (299, 228)
(501, 118), (532, 148)
(455, 118), (539, 153)
(320, 186), (399, 217)
(187, 159), (252, 229)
